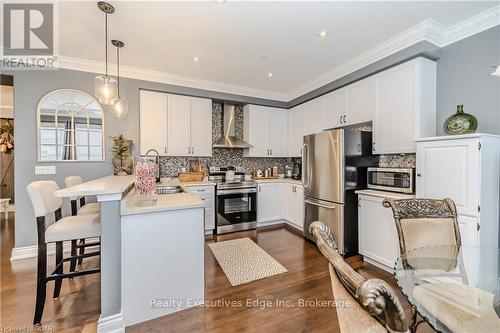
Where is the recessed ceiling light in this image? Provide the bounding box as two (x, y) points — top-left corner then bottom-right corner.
(268, 73), (273, 77)
(193, 57), (199, 63)
(215, 0), (226, 4)
(319, 30), (328, 38)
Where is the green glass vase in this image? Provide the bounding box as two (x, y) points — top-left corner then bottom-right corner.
(444, 105), (477, 135)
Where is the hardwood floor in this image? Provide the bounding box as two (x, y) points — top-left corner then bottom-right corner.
(1, 215), (432, 332)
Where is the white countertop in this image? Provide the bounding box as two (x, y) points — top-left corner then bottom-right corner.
(253, 178), (303, 185)
(121, 188), (204, 216)
(355, 189), (415, 200)
(54, 175), (135, 198)
(161, 178), (216, 187)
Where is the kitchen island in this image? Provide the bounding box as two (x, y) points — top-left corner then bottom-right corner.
(55, 175), (206, 333)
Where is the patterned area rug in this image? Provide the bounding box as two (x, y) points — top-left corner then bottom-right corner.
(208, 238), (288, 286)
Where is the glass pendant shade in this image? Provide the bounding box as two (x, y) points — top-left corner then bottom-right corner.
(95, 75), (118, 105)
(112, 96), (128, 119)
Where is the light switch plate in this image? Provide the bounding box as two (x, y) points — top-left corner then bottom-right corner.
(35, 165), (56, 175)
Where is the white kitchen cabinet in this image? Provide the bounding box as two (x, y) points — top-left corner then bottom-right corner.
(268, 108), (289, 157)
(358, 194), (400, 271)
(167, 94), (192, 156)
(185, 185), (215, 233)
(139, 90), (168, 155)
(288, 104), (304, 157)
(343, 77), (373, 126)
(190, 97), (213, 157)
(416, 134), (500, 248)
(140, 90), (212, 157)
(257, 183), (282, 223)
(457, 215), (479, 247)
(303, 96), (324, 135)
(243, 105), (288, 157)
(372, 57), (436, 154)
(281, 183), (304, 230)
(323, 89), (345, 129)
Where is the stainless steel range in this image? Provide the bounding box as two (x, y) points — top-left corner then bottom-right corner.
(209, 167), (257, 234)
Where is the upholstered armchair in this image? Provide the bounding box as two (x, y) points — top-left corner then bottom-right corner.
(309, 221), (409, 333)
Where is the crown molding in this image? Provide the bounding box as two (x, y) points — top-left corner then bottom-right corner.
(442, 5), (500, 47)
(57, 56), (289, 102)
(286, 19), (446, 100)
(287, 5), (499, 101)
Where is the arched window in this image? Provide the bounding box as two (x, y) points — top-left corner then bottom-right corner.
(37, 89), (105, 161)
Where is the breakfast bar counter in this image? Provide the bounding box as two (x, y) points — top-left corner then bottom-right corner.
(54, 175), (206, 332)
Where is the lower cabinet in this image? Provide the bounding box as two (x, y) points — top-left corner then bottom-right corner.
(185, 185), (215, 233)
(282, 183), (304, 230)
(257, 183), (282, 223)
(358, 194), (400, 271)
(457, 215), (479, 247)
(257, 182), (304, 231)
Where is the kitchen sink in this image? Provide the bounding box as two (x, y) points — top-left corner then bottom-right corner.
(155, 185), (185, 195)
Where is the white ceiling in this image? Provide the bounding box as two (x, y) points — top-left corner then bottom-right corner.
(59, 1), (498, 100)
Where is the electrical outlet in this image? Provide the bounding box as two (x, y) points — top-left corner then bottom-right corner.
(35, 165), (56, 175)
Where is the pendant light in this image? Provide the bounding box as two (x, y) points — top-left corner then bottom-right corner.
(95, 2), (118, 105)
(111, 39), (128, 118)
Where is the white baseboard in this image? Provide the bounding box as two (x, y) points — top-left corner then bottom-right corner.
(97, 312), (124, 333)
(363, 256), (393, 273)
(257, 219), (286, 228)
(10, 238), (100, 261)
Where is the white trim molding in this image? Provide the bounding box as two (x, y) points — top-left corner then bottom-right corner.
(97, 312), (124, 333)
(54, 5), (500, 102)
(57, 56), (289, 102)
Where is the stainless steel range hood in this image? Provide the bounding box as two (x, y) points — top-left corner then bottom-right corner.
(212, 103), (253, 149)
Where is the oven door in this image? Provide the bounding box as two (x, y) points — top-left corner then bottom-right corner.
(216, 188), (257, 234)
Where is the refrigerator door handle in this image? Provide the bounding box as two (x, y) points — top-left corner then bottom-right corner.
(305, 199), (337, 209)
(302, 143), (309, 188)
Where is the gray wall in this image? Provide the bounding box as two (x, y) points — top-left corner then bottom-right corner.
(7, 26), (500, 248)
(436, 26), (500, 135)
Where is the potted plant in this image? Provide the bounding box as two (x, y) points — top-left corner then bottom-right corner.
(111, 134), (133, 175)
(0, 120), (14, 153)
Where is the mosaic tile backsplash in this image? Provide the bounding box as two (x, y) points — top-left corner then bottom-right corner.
(159, 102), (415, 177)
(159, 102), (291, 177)
(378, 154), (416, 168)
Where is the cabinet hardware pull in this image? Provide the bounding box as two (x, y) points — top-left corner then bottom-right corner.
(258, 185), (261, 192)
(164, 146), (167, 154)
(343, 115), (347, 123)
(416, 173), (422, 177)
(270, 149), (272, 156)
(340, 116), (343, 124)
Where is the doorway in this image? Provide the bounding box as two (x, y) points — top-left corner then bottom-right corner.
(0, 74), (14, 221)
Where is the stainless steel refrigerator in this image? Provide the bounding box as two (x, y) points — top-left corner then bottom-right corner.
(302, 129), (378, 256)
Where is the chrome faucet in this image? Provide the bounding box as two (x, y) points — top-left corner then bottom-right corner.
(144, 149), (161, 182)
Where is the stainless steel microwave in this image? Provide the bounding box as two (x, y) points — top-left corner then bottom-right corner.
(367, 167), (415, 194)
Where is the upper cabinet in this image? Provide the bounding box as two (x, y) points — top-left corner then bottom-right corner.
(372, 58), (436, 154)
(243, 105), (288, 157)
(288, 104), (304, 157)
(140, 90), (168, 155)
(303, 97), (324, 136)
(140, 90), (212, 156)
(190, 97), (213, 157)
(343, 77), (374, 126)
(322, 77), (373, 130)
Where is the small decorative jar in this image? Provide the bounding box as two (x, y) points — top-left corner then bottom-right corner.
(444, 104), (478, 135)
(134, 159), (158, 206)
